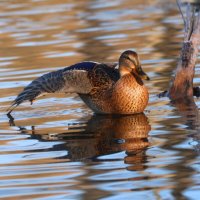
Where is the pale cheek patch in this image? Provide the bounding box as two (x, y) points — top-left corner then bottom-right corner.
(120, 68), (131, 76)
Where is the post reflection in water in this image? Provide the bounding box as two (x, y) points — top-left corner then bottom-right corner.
(158, 97), (200, 200)
(171, 97), (199, 128)
(10, 113), (151, 168)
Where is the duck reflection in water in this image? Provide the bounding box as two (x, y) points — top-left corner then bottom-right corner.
(8, 113), (151, 171)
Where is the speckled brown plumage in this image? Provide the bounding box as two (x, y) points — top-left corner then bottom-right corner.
(7, 50), (149, 115)
(80, 71), (148, 114)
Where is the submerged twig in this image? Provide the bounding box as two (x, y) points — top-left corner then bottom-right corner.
(7, 112), (15, 126)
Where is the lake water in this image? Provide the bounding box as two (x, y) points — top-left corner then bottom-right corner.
(0, 0), (200, 199)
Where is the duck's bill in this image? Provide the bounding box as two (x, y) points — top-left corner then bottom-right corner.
(137, 67), (150, 80)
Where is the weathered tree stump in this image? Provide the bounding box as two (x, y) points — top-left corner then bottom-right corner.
(160, 1), (200, 104)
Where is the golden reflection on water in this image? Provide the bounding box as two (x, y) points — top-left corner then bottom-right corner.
(12, 113), (150, 161)
(5, 113), (151, 199)
(0, 0), (200, 199)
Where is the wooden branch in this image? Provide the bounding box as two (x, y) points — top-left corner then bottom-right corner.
(176, 0), (187, 31)
(161, 1), (200, 101)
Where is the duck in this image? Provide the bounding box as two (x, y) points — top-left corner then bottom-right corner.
(7, 50), (150, 115)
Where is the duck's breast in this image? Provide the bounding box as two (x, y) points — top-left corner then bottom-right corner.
(109, 74), (149, 114)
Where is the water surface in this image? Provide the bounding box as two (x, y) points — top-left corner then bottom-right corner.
(0, 0), (200, 199)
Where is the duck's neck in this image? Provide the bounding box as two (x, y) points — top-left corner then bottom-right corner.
(119, 66), (144, 86)
(131, 71), (144, 86)
(119, 65), (132, 77)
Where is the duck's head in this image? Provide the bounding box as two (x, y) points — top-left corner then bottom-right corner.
(119, 50), (150, 80)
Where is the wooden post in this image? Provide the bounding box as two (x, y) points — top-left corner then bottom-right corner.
(159, 1), (200, 102)
(169, 1), (200, 100)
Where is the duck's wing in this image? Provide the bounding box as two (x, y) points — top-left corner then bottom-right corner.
(7, 62), (97, 113)
(88, 64), (120, 89)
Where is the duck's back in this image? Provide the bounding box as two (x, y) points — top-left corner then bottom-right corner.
(63, 61), (98, 72)
(65, 61), (120, 92)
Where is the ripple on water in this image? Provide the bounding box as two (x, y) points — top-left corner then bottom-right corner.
(0, 0), (200, 199)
